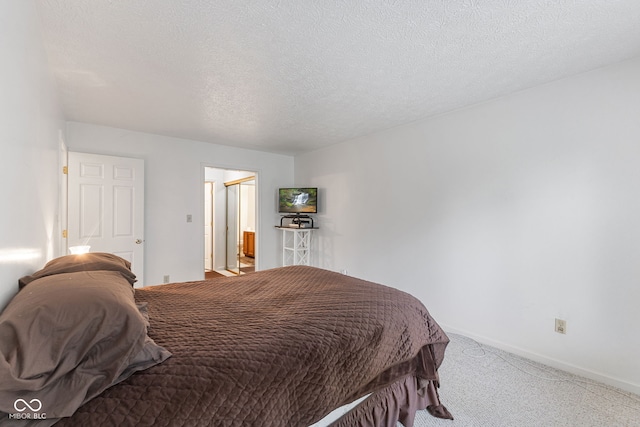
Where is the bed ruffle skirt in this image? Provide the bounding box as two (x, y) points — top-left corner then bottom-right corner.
(330, 375), (453, 427)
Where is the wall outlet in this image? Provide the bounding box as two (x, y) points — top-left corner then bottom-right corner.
(555, 318), (567, 334)
(163, 275), (170, 284)
(340, 269), (348, 275)
(186, 214), (193, 223)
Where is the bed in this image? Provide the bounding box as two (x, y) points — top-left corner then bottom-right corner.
(0, 253), (452, 426)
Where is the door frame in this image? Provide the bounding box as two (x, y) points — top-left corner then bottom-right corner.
(204, 181), (215, 271)
(58, 131), (68, 258)
(201, 164), (259, 276)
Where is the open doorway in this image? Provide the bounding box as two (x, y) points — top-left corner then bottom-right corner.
(204, 167), (257, 277)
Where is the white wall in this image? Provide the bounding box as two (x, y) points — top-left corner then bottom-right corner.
(65, 122), (293, 285)
(0, 2), (65, 310)
(295, 57), (640, 394)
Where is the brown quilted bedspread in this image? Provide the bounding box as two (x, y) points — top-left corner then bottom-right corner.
(56, 266), (449, 426)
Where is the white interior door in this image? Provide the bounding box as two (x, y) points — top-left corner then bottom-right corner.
(204, 181), (214, 271)
(68, 152), (145, 286)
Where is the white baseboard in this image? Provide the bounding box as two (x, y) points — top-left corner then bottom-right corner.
(440, 324), (640, 396)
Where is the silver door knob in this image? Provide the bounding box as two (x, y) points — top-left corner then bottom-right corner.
(135, 239), (143, 244)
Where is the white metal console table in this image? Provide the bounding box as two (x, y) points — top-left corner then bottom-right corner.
(276, 227), (317, 266)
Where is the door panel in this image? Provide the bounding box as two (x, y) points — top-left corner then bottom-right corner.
(113, 186), (134, 236)
(79, 184), (103, 238)
(68, 152), (145, 286)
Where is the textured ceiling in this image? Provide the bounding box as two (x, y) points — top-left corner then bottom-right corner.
(37, 0), (640, 155)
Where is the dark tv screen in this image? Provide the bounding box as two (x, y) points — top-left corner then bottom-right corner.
(279, 188), (317, 214)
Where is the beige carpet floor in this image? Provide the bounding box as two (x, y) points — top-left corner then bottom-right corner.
(405, 333), (640, 427)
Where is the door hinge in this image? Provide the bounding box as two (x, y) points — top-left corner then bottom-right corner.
(62, 229), (68, 238)
(62, 166), (68, 175)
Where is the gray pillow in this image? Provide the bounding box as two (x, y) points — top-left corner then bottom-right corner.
(0, 270), (170, 420)
(18, 252), (137, 289)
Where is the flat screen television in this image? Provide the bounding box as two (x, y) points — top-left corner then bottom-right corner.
(278, 188), (318, 214)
